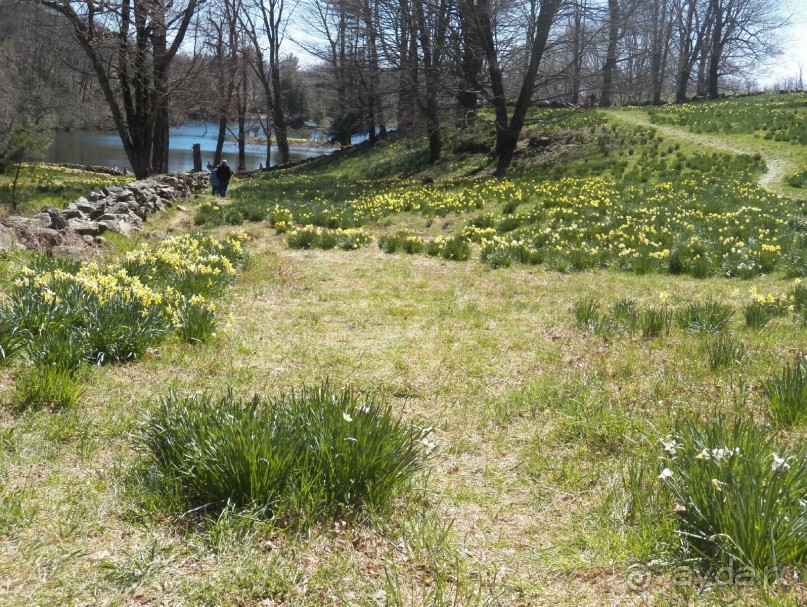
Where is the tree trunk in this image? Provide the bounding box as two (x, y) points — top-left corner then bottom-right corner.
(601, 0), (620, 107)
(457, 0), (483, 126)
(706, 0), (721, 99)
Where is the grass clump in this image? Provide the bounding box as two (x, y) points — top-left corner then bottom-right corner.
(657, 416), (807, 575)
(701, 333), (746, 370)
(0, 313), (26, 364)
(135, 383), (433, 523)
(786, 169), (807, 189)
(763, 360), (807, 427)
(676, 300), (734, 333)
(174, 295), (218, 345)
(13, 365), (84, 410)
(0, 232), (250, 374)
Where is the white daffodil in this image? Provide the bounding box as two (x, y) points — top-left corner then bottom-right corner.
(342, 412), (353, 423)
(659, 468), (674, 480)
(711, 479), (727, 491)
(661, 438), (682, 455)
(695, 449), (711, 460)
(772, 453), (792, 472)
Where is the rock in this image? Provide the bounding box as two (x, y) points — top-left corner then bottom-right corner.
(68, 218), (106, 237)
(62, 208), (86, 220)
(45, 209), (69, 231)
(82, 235), (95, 245)
(0, 225), (17, 255)
(148, 230), (168, 241)
(29, 213), (56, 230)
(51, 246), (87, 262)
(177, 205), (187, 212)
(98, 219), (137, 237)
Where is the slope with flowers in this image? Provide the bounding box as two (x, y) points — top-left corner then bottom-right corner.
(0, 96), (806, 606)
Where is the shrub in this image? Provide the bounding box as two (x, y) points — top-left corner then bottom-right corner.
(763, 360), (807, 426)
(135, 383), (433, 523)
(657, 416), (807, 574)
(14, 365), (84, 410)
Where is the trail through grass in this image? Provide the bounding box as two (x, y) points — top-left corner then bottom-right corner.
(610, 109), (802, 195)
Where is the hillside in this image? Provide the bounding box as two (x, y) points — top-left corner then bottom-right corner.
(1, 95), (806, 606)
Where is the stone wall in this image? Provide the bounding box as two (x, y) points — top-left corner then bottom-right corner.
(0, 172), (206, 258)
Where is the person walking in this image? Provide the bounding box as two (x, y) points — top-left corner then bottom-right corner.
(216, 159), (233, 197)
(210, 163), (222, 195)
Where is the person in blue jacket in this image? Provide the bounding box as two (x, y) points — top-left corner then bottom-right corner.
(210, 164), (222, 195)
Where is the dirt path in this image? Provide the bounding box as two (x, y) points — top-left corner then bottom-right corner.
(609, 110), (795, 193)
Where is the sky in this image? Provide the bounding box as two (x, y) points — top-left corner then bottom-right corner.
(753, 1), (807, 87)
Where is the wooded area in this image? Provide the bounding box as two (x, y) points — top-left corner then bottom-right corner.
(0, 0), (793, 178)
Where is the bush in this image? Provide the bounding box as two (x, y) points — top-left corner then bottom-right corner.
(14, 365), (84, 410)
(136, 383), (433, 523)
(657, 416), (807, 574)
(763, 360), (807, 427)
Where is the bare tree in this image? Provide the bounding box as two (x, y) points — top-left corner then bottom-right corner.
(240, 0), (293, 164)
(476, 0), (567, 175)
(28, 0), (201, 178)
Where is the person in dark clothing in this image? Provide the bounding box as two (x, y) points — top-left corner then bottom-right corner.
(216, 159), (233, 197)
(210, 164), (221, 195)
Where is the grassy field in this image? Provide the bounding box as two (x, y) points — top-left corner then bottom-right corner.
(1, 97), (807, 606)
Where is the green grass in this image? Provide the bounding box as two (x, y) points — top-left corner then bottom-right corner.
(0, 164), (131, 214)
(2, 97), (807, 605)
(648, 94), (807, 145)
(657, 415), (807, 574)
(135, 383), (432, 524)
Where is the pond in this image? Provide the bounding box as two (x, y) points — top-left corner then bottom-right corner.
(46, 123), (334, 172)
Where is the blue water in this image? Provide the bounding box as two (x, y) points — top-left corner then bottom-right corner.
(47, 123), (333, 172)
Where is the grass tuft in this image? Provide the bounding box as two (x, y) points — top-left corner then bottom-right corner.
(657, 416), (807, 574)
(763, 360), (807, 427)
(135, 382), (433, 524)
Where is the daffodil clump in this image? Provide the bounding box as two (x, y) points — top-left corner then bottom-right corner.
(286, 225), (374, 251)
(137, 383), (434, 524)
(647, 93), (807, 145)
(0, 233), (249, 407)
(476, 177), (790, 277)
(656, 416), (807, 574)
